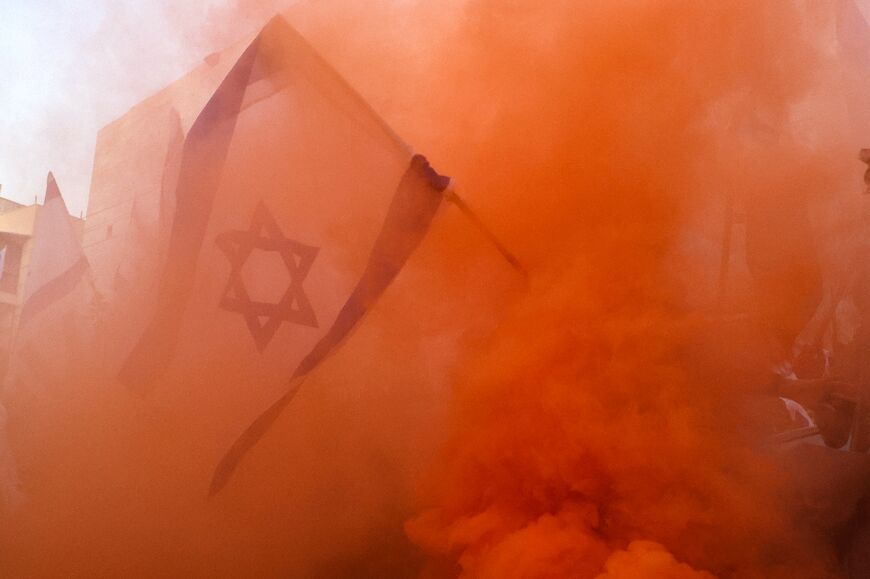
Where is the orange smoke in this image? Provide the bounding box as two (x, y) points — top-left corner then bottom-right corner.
(0, 0), (865, 577)
(405, 1), (861, 578)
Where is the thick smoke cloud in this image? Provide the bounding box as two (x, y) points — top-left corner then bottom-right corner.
(1, 0), (867, 578)
(404, 1), (866, 578)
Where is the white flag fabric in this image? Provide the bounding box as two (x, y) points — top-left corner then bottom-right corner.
(18, 174), (89, 328)
(109, 16), (451, 493)
(6, 173), (93, 394)
(1, 174), (92, 512)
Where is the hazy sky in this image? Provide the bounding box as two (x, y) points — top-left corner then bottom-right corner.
(0, 0), (287, 216)
(2, 0), (869, 217)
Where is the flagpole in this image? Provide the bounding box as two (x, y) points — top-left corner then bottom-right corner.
(443, 187), (528, 278)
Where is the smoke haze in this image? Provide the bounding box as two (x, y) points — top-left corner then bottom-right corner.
(3, 1), (870, 578)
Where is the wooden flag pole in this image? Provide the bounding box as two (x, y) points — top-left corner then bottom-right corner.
(443, 187), (528, 278)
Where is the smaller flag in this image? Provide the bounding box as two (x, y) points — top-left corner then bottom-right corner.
(18, 173), (90, 328)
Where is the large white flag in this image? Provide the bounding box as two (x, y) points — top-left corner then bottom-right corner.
(108, 16), (454, 493)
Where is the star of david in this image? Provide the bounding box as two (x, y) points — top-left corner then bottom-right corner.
(215, 201), (319, 351)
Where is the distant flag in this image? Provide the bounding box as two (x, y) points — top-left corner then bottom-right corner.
(18, 173), (89, 328)
(112, 16), (455, 494)
(6, 173), (93, 393)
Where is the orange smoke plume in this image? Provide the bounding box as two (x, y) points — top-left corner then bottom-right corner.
(1, 0), (865, 577)
(406, 1), (860, 577)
